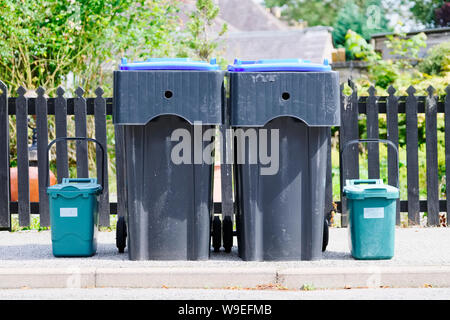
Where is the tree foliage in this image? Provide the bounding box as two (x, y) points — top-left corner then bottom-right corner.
(0, 0), (229, 186)
(180, 0), (227, 62)
(410, 0), (447, 27)
(263, 0), (348, 27)
(418, 42), (450, 75)
(0, 0), (180, 95)
(332, 0), (391, 49)
(345, 30), (450, 96)
(435, 2), (450, 27)
(263, 0), (390, 34)
(263, 0), (391, 55)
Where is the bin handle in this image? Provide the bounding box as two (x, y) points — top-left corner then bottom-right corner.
(62, 178), (97, 184)
(46, 137), (105, 191)
(347, 179), (382, 185)
(341, 138), (399, 188)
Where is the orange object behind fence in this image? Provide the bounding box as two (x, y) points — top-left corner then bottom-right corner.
(10, 167), (57, 202)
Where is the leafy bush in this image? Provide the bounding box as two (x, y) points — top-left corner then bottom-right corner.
(178, 0), (227, 62)
(0, 0), (181, 95)
(332, 0), (391, 58)
(410, 0), (446, 28)
(0, 0), (228, 200)
(335, 32), (450, 221)
(344, 30), (450, 96)
(264, 0), (348, 27)
(418, 42), (450, 76)
(344, 30), (412, 89)
(435, 2), (450, 27)
(385, 32), (427, 68)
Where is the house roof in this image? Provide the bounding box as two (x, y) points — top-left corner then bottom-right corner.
(177, 1), (240, 34)
(371, 27), (450, 39)
(371, 27), (450, 60)
(221, 27), (334, 63)
(175, 1), (334, 64)
(217, 0), (288, 31)
(179, 0), (287, 33)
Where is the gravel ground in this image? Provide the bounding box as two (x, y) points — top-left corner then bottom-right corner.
(0, 287), (450, 300)
(1, 227), (450, 269)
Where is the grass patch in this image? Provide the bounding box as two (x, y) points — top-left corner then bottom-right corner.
(10, 214), (49, 232)
(300, 284), (316, 291)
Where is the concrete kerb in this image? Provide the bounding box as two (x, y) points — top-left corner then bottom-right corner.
(1, 266), (450, 290)
(277, 266), (450, 289)
(95, 267), (278, 289)
(0, 268), (97, 289)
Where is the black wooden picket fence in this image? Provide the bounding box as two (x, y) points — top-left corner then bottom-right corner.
(338, 81), (450, 227)
(0, 79), (449, 230)
(0, 80), (234, 230)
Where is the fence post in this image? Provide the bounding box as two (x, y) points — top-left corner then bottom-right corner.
(339, 81), (359, 227)
(425, 86), (439, 226)
(366, 86), (379, 179)
(405, 85), (420, 225)
(386, 85), (400, 225)
(94, 87), (110, 227)
(0, 81), (10, 230)
(445, 85), (450, 226)
(55, 87), (69, 184)
(36, 87), (50, 227)
(74, 87), (89, 178)
(16, 86), (30, 226)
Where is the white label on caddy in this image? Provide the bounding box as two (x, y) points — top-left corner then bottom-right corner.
(60, 208), (78, 217)
(364, 207), (384, 219)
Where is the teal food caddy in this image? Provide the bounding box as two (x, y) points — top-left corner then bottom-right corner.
(46, 137), (105, 257)
(342, 139), (399, 260)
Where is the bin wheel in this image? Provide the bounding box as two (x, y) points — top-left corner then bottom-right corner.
(212, 216), (222, 252)
(222, 216), (233, 253)
(322, 218), (329, 252)
(116, 216), (127, 254)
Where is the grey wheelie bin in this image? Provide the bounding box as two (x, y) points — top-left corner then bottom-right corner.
(113, 58), (224, 260)
(228, 59), (340, 261)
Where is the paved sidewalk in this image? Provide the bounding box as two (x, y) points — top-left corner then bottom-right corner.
(0, 228), (449, 290)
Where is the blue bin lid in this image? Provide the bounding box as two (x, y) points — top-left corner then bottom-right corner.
(343, 179), (399, 200)
(228, 58), (332, 72)
(47, 178), (102, 196)
(119, 58), (220, 71)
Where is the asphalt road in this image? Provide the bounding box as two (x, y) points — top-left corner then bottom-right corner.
(1, 287), (450, 300)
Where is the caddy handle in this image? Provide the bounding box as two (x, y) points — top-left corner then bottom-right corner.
(341, 138), (399, 188)
(46, 137), (105, 191)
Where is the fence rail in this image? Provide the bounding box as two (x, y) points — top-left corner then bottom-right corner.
(1, 80), (449, 230)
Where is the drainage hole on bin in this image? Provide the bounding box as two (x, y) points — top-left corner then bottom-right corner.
(281, 92), (290, 101)
(164, 90), (173, 99)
